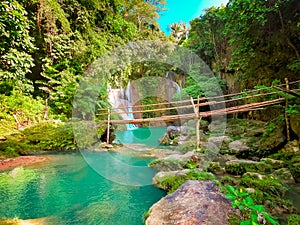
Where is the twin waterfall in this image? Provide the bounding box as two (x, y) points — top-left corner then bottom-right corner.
(108, 78), (180, 130)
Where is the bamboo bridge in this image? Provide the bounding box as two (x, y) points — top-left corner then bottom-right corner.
(97, 79), (300, 146)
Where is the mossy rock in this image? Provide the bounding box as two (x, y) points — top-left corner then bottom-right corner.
(251, 105), (285, 122)
(271, 168), (295, 184)
(208, 162), (225, 175)
(220, 175), (239, 186)
(225, 119), (265, 139)
(260, 158), (285, 169)
(290, 162), (300, 183)
(152, 169), (191, 191)
(269, 152), (300, 182)
(153, 169), (217, 193)
(224, 118), (287, 158)
(225, 160), (273, 175)
(255, 116), (286, 156)
(280, 140), (300, 154)
(149, 158), (186, 172)
(241, 173), (287, 197)
(149, 152), (203, 172)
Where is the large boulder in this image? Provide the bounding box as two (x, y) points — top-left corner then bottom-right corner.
(146, 180), (239, 225)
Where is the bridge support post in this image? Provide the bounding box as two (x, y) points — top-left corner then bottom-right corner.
(285, 78), (290, 142)
(191, 97), (201, 149)
(107, 108), (110, 144)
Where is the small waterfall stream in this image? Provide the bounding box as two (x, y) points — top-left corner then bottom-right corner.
(108, 78), (181, 130)
(108, 85), (138, 130)
(124, 82), (138, 130)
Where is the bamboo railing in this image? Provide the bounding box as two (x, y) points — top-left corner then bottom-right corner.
(97, 79), (300, 146)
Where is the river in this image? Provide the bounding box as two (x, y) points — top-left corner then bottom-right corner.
(0, 151), (166, 225)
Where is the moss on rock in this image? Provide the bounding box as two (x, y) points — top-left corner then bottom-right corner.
(241, 173), (287, 197)
(272, 168), (295, 184)
(225, 160), (273, 175)
(260, 158), (285, 169)
(208, 162), (225, 175)
(154, 169), (217, 193)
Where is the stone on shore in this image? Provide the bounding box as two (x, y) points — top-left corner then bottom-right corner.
(146, 180), (239, 225)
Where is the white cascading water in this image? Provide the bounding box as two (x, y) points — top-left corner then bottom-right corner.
(108, 83), (138, 130)
(124, 82), (138, 130)
(108, 79), (180, 130)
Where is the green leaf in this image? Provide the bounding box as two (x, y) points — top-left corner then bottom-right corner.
(245, 196), (253, 205)
(240, 220), (252, 225)
(250, 213), (258, 222)
(226, 193), (236, 201)
(238, 191), (249, 197)
(227, 185), (236, 195)
(254, 205), (265, 213)
(232, 200), (239, 208)
(263, 213), (279, 225)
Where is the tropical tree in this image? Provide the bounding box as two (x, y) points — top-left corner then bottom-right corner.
(0, 0), (35, 93)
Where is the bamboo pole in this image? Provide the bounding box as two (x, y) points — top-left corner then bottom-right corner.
(98, 98), (285, 125)
(191, 97), (200, 149)
(285, 78), (290, 142)
(106, 108), (110, 144)
(97, 90), (285, 117)
(99, 79), (300, 114)
(96, 101), (215, 116)
(197, 96), (201, 150)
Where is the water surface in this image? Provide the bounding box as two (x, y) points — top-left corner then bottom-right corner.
(114, 127), (167, 147)
(0, 152), (165, 225)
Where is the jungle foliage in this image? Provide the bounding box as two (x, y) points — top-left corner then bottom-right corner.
(0, 0), (168, 134)
(0, 0), (299, 138)
(184, 0), (300, 92)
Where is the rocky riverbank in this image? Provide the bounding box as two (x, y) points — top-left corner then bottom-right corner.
(146, 113), (300, 224)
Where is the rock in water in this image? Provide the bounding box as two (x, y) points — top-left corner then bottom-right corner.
(146, 180), (239, 225)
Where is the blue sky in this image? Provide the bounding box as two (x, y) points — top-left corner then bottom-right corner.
(158, 0), (229, 34)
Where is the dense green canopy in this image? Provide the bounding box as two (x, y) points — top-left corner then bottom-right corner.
(0, 0), (299, 133)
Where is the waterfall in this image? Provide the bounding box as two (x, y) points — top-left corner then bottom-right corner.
(173, 81), (181, 94)
(125, 82), (138, 130)
(165, 71), (181, 99)
(108, 78), (180, 130)
(108, 84), (138, 130)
